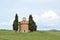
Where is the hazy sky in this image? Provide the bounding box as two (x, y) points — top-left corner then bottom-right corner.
(0, 0), (60, 30)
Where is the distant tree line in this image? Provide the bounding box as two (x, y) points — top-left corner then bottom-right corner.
(13, 14), (37, 32)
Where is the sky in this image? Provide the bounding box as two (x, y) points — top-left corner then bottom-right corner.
(0, 0), (60, 30)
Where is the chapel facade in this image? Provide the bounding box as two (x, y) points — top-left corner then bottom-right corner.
(19, 17), (29, 32)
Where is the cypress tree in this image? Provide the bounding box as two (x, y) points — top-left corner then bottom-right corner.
(29, 15), (37, 32)
(13, 14), (18, 32)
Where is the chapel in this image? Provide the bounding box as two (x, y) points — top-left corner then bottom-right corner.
(19, 17), (29, 32)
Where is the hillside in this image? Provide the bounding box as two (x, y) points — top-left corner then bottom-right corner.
(0, 30), (60, 40)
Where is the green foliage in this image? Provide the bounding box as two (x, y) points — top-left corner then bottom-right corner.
(33, 21), (37, 31)
(0, 30), (60, 40)
(13, 14), (18, 32)
(29, 15), (37, 32)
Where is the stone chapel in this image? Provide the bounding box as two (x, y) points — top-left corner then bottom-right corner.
(19, 17), (29, 32)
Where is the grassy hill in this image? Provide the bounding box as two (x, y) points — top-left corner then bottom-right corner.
(0, 30), (60, 40)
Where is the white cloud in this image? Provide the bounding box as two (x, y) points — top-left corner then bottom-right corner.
(32, 10), (59, 22)
(40, 10), (60, 27)
(40, 10), (59, 20)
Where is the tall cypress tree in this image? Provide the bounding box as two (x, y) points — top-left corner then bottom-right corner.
(13, 14), (18, 32)
(29, 15), (33, 32)
(29, 15), (37, 32)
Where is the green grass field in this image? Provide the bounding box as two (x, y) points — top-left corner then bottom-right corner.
(0, 30), (60, 40)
